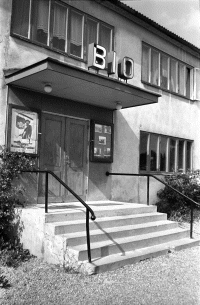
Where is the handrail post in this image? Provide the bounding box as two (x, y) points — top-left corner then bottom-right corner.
(147, 175), (150, 205)
(86, 209), (92, 263)
(190, 202), (194, 239)
(45, 171), (49, 213)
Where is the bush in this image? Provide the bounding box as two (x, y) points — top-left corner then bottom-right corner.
(0, 147), (35, 255)
(156, 171), (200, 222)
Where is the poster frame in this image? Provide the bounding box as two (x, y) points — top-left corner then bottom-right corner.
(7, 105), (41, 156)
(90, 120), (114, 163)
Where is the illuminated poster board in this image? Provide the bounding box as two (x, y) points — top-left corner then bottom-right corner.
(9, 107), (39, 155)
(90, 120), (113, 163)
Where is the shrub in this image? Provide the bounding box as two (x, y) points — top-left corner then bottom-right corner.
(0, 147), (35, 256)
(156, 171), (200, 222)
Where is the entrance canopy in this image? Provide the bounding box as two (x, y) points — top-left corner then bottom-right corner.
(5, 57), (160, 110)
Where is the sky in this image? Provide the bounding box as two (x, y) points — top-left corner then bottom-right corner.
(121, 0), (200, 48)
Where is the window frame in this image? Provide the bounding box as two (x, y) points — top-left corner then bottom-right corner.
(142, 43), (193, 99)
(11, 0), (114, 62)
(139, 131), (193, 174)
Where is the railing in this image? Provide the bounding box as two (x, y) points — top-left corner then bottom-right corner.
(106, 171), (200, 239)
(22, 170), (96, 263)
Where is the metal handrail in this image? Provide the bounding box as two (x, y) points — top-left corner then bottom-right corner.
(22, 169), (96, 262)
(106, 171), (200, 239)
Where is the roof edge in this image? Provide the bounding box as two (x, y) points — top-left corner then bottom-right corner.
(97, 0), (200, 56)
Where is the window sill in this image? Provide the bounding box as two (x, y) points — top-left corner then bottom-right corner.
(141, 80), (191, 101)
(10, 33), (86, 64)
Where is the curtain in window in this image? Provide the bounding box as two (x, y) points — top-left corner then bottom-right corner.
(151, 50), (159, 86)
(12, 0), (30, 37)
(36, 0), (49, 34)
(53, 4), (66, 40)
(99, 24), (111, 51)
(70, 11), (83, 46)
(160, 54), (168, 89)
(170, 59), (177, 92)
(87, 19), (97, 45)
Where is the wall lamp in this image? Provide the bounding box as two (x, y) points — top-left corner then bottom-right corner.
(44, 84), (52, 93)
(115, 102), (122, 110)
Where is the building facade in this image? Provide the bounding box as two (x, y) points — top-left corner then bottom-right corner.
(1, 0), (200, 204)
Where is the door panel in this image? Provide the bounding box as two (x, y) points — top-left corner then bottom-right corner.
(65, 118), (88, 201)
(40, 114), (88, 202)
(39, 114), (65, 202)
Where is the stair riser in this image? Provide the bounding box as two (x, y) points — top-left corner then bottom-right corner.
(53, 214), (167, 235)
(67, 222), (178, 246)
(78, 230), (190, 261)
(93, 240), (200, 274)
(45, 206), (157, 223)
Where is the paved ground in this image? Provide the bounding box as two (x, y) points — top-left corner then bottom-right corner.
(1, 245), (200, 305)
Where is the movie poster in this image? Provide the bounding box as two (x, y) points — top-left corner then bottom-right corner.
(10, 108), (38, 154)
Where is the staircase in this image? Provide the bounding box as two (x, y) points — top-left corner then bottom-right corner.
(43, 201), (200, 274)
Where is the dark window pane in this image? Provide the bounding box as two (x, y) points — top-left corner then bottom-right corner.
(169, 139), (176, 172)
(142, 45), (150, 82)
(186, 142), (192, 171)
(87, 18), (97, 46)
(160, 54), (169, 89)
(186, 67), (191, 99)
(70, 10), (83, 58)
(150, 134), (158, 171)
(52, 3), (67, 51)
(12, 0), (30, 37)
(178, 140), (184, 171)
(140, 133), (148, 171)
(151, 49), (159, 86)
(160, 136), (167, 171)
(32, 0), (49, 45)
(99, 24), (112, 51)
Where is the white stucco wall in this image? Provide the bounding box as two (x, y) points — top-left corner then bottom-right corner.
(1, 0), (200, 204)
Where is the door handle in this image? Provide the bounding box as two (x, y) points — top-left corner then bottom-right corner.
(64, 154), (71, 166)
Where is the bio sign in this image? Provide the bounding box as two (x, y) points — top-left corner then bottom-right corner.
(88, 43), (134, 80)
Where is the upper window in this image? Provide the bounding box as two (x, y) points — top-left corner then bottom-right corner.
(11, 0), (113, 60)
(142, 43), (192, 99)
(140, 131), (193, 173)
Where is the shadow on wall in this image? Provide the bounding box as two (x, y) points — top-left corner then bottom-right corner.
(111, 110), (140, 203)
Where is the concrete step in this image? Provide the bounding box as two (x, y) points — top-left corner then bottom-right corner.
(45, 203), (157, 223)
(65, 220), (178, 246)
(87, 238), (200, 274)
(73, 228), (190, 261)
(46, 212), (167, 235)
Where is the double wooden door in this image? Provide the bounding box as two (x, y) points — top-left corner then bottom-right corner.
(40, 114), (88, 202)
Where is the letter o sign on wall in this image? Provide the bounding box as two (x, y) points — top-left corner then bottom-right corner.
(118, 57), (134, 80)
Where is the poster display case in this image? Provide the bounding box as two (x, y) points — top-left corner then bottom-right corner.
(8, 106), (39, 155)
(90, 120), (113, 162)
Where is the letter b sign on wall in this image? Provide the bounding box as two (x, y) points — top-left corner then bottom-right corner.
(88, 43), (106, 70)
